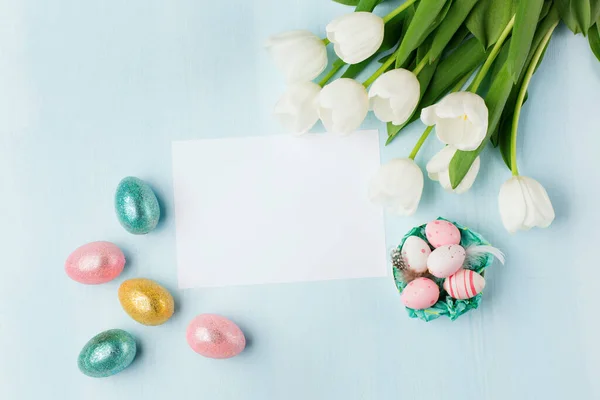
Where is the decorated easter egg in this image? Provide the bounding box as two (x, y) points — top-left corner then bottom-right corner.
(443, 269), (485, 299)
(425, 220), (461, 248)
(115, 177), (160, 235)
(186, 314), (246, 359)
(118, 278), (174, 326)
(65, 241), (125, 284)
(78, 329), (137, 378)
(400, 277), (440, 310)
(401, 236), (431, 273)
(427, 244), (466, 278)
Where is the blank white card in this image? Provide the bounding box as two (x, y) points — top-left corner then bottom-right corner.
(172, 132), (387, 288)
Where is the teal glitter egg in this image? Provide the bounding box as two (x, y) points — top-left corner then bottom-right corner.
(115, 177), (160, 234)
(77, 329), (137, 378)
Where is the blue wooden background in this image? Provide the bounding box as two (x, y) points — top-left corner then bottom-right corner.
(1, 1), (599, 399)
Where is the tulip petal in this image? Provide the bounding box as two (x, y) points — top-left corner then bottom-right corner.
(274, 82), (321, 135)
(520, 176), (555, 229)
(370, 97), (396, 123)
(499, 177), (528, 233)
(369, 158), (423, 216)
(499, 175), (556, 233)
(368, 70), (420, 125)
(266, 30), (328, 83)
(318, 78), (368, 134)
(420, 105), (438, 126)
(326, 12), (385, 64)
(426, 146), (456, 176)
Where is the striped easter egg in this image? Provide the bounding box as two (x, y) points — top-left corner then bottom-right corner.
(443, 269), (485, 300)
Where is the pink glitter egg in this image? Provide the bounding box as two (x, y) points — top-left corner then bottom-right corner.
(65, 241), (125, 284)
(186, 314), (246, 359)
(425, 220), (461, 248)
(401, 277), (440, 310)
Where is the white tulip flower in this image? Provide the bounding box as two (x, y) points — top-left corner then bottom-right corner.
(265, 30), (328, 83)
(326, 12), (385, 64)
(498, 175), (555, 233)
(421, 92), (489, 151)
(369, 158), (424, 216)
(318, 78), (369, 135)
(274, 82), (321, 135)
(368, 69), (421, 125)
(426, 146), (480, 194)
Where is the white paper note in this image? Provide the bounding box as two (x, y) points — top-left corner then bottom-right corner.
(172, 131), (387, 288)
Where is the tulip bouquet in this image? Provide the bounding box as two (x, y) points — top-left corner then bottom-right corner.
(267, 0), (600, 233)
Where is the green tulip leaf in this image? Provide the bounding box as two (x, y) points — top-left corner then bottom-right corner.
(421, 37), (486, 106)
(556, 0), (577, 33)
(466, 0), (516, 48)
(593, 0), (600, 21)
(556, 0), (594, 34)
(428, 0), (480, 62)
(355, 0), (385, 12)
(394, 0), (449, 68)
(573, 0), (592, 34)
(400, 3), (417, 39)
(589, 23), (600, 61)
(332, 0), (361, 5)
(508, 0), (544, 82)
(495, 5), (560, 153)
(540, 1), (552, 21)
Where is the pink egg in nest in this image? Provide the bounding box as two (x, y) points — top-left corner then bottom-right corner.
(425, 220), (461, 248)
(65, 241), (125, 284)
(401, 277), (440, 310)
(186, 314), (246, 359)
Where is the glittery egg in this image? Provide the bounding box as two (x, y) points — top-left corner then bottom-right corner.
(65, 241), (125, 284)
(427, 244), (466, 278)
(115, 177), (160, 235)
(443, 269), (485, 299)
(186, 314), (246, 359)
(118, 278), (174, 326)
(78, 329), (137, 378)
(425, 219), (461, 248)
(401, 277), (440, 310)
(401, 236), (431, 273)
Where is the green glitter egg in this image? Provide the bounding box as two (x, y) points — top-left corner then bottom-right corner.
(115, 177), (160, 234)
(77, 329), (137, 378)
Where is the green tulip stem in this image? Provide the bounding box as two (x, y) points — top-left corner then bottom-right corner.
(409, 126), (434, 160)
(318, 60), (345, 87)
(469, 15), (516, 93)
(383, 0), (419, 23)
(362, 48), (430, 89)
(510, 22), (558, 176)
(362, 53), (397, 88)
(322, 38), (330, 46)
(412, 55), (429, 76)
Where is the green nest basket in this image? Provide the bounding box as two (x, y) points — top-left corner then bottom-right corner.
(392, 217), (494, 322)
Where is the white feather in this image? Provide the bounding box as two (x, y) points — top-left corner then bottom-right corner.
(465, 245), (505, 265)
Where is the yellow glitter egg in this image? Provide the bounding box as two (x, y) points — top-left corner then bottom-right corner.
(118, 278), (175, 326)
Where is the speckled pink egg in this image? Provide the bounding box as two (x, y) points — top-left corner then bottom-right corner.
(427, 244), (466, 278)
(186, 314), (246, 359)
(400, 277), (440, 310)
(425, 220), (461, 248)
(65, 241), (125, 284)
